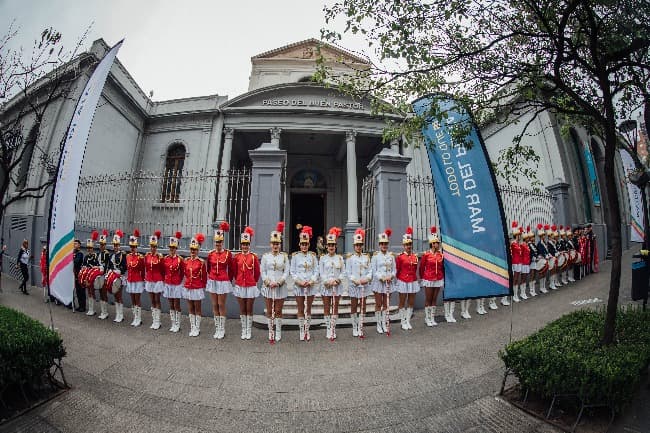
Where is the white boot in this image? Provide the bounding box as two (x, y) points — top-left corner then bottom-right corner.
(513, 285), (521, 302)
(375, 311), (383, 334)
(324, 315), (332, 339)
(267, 317), (274, 341)
(381, 310), (389, 333)
(351, 313), (359, 336)
(539, 277), (548, 293)
(218, 316), (225, 339)
(275, 318), (282, 341)
(476, 299), (484, 315)
(425, 307), (433, 327)
(188, 314), (196, 337)
(214, 316), (220, 339)
(549, 275), (557, 290)
(246, 315), (252, 340)
(130, 307), (138, 326)
(443, 303), (451, 322)
(405, 308), (413, 329)
(529, 282), (537, 297)
(174, 310), (181, 333)
(500, 296), (510, 306)
(305, 315), (311, 341)
(114, 303), (124, 323)
(563, 272), (569, 285)
(299, 317), (306, 341)
(489, 298), (498, 310)
(99, 300), (109, 319)
(446, 302), (457, 323)
(195, 315), (201, 337)
(169, 311), (176, 331)
(240, 315), (246, 340)
(430, 306), (437, 325)
(461, 300), (472, 319)
(331, 315), (337, 339)
(399, 308), (407, 330)
(519, 285), (528, 300)
(152, 308), (161, 329)
(86, 298), (95, 316)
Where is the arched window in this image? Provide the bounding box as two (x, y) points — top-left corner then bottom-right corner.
(161, 143), (185, 202)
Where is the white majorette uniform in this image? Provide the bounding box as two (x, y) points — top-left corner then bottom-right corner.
(371, 251), (396, 294)
(346, 252), (372, 298)
(290, 250), (319, 296)
(319, 253), (345, 297)
(261, 252), (289, 299)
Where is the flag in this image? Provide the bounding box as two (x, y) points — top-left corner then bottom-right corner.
(48, 41), (123, 305)
(619, 149), (645, 243)
(412, 95), (511, 300)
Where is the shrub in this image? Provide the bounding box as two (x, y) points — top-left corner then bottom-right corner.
(500, 307), (650, 414)
(0, 305), (66, 399)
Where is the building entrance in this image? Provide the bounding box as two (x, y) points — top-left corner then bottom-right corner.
(290, 193), (325, 253)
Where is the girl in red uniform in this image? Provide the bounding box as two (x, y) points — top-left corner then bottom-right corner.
(395, 226), (419, 330)
(509, 221), (522, 303)
(520, 227), (533, 298)
(184, 234), (207, 337)
(145, 231), (165, 330)
(419, 226), (444, 326)
(232, 227), (260, 340)
(163, 232), (184, 332)
(206, 222), (234, 340)
(126, 230), (146, 327)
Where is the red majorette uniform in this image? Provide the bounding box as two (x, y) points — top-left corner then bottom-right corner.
(419, 226), (446, 325)
(396, 226), (419, 330)
(521, 227), (535, 297)
(126, 232), (145, 294)
(145, 231), (165, 294)
(183, 237), (207, 301)
(206, 222), (234, 296)
(232, 246), (261, 298)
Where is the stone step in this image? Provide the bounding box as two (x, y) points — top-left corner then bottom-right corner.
(252, 310), (426, 330)
(276, 305), (398, 319)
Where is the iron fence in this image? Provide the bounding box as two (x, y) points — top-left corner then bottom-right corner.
(361, 174), (376, 252)
(75, 168), (251, 251)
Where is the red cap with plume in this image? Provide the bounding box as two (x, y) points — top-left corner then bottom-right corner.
(102, 229), (109, 237)
(115, 229), (124, 238)
(355, 228), (365, 237)
(430, 226), (437, 234)
(544, 224), (550, 230)
(154, 230), (161, 238)
(537, 223), (543, 230)
(405, 226), (413, 235)
(220, 221), (230, 232)
(511, 220), (518, 228)
(276, 221), (285, 233)
(175, 231), (182, 239)
(91, 230), (99, 241)
(195, 233), (205, 244)
(384, 228), (392, 238)
(133, 228), (140, 238)
(301, 225), (313, 238)
(244, 226), (255, 238)
(551, 224), (557, 231)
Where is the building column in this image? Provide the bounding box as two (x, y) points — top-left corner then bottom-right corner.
(344, 130), (361, 252)
(216, 128), (234, 221)
(368, 148), (412, 253)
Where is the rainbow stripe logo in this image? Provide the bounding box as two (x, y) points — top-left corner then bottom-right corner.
(49, 230), (74, 283)
(442, 235), (510, 288)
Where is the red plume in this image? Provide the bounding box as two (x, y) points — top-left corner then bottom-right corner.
(244, 226), (255, 237)
(430, 225), (437, 234)
(302, 225), (313, 238)
(559, 225), (564, 230)
(566, 226), (571, 231)
(91, 230), (99, 241)
(102, 229), (109, 236)
(196, 233), (205, 244)
(133, 228), (140, 238)
(406, 226), (413, 235)
(276, 221), (285, 233)
(355, 228), (365, 237)
(544, 224), (550, 230)
(154, 230), (161, 238)
(537, 223), (543, 230)
(220, 221), (230, 232)
(115, 229), (124, 238)
(175, 231), (182, 239)
(385, 228), (392, 238)
(551, 224), (557, 231)
(335, 227), (343, 237)
(511, 220), (518, 228)
(526, 225), (530, 233)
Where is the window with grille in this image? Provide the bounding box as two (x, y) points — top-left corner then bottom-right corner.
(161, 143), (185, 202)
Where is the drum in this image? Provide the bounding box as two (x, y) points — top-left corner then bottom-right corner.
(575, 252), (582, 264)
(557, 252), (567, 269)
(86, 267), (104, 291)
(104, 270), (123, 294)
(78, 266), (91, 287)
(535, 257), (548, 272)
(547, 256), (556, 271)
(569, 250), (577, 262)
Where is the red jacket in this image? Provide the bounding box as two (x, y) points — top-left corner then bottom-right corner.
(40, 249), (48, 285)
(163, 254), (184, 286)
(520, 242), (531, 266)
(184, 257), (207, 289)
(207, 249), (234, 281)
(144, 252), (165, 282)
(419, 251), (444, 281)
(396, 252), (418, 283)
(510, 241), (521, 266)
(233, 252), (260, 287)
(126, 253), (145, 282)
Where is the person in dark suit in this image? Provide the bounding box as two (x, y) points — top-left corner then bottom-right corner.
(17, 239), (30, 295)
(73, 239), (85, 311)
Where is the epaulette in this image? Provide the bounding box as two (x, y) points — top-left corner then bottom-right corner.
(292, 251), (299, 257)
(282, 252), (288, 256)
(309, 251), (316, 256)
(345, 253), (353, 259)
(373, 251), (379, 256)
(208, 249), (216, 254)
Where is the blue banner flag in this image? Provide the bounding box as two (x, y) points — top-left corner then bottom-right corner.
(412, 95), (511, 300)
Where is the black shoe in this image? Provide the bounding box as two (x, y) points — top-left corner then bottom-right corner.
(22, 290), (29, 295)
(65, 303), (72, 309)
(76, 307), (86, 313)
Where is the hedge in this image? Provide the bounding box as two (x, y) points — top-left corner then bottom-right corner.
(0, 305), (66, 398)
(500, 307), (650, 414)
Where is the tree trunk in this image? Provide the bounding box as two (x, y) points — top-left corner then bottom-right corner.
(601, 124), (623, 346)
(644, 98), (650, 149)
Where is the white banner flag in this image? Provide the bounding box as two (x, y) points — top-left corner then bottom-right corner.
(48, 41), (123, 305)
(620, 149), (645, 243)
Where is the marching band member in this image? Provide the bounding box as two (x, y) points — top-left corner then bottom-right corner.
(126, 230), (146, 327)
(260, 222), (289, 342)
(319, 227), (345, 340)
(83, 231), (100, 315)
(557, 226), (569, 285)
(419, 226), (444, 326)
(108, 230), (127, 323)
(506, 221), (522, 304)
(72, 240), (84, 310)
(547, 225), (560, 289)
(290, 225), (319, 341)
(570, 227), (581, 281)
(520, 226), (533, 297)
(525, 226), (538, 296)
(371, 228), (395, 334)
(184, 233), (207, 337)
(233, 227), (260, 340)
(97, 230), (111, 319)
(206, 222), (234, 340)
(164, 232), (184, 332)
(536, 224), (551, 293)
(145, 231), (165, 330)
(396, 226), (419, 330)
(562, 227), (576, 283)
(346, 228), (372, 338)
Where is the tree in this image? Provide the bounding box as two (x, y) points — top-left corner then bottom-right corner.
(0, 24), (89, 227)
(319, 0), (650, 345)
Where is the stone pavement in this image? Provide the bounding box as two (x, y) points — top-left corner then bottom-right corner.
(0, 249), (646, 433)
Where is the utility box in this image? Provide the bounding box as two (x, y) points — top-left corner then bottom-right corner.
(631, 260), (649, 301)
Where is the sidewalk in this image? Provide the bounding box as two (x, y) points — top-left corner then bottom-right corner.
(0, 249), (646, 433)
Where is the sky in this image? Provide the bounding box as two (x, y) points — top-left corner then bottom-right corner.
(0, 0), (365, 101)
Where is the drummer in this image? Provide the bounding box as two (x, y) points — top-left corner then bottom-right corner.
(82, 231), (101, 316)
(97, 230), (111, 320)
(108, 230), (127, 323)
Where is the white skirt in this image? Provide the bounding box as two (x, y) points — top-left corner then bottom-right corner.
(520, 264), (530, 274)
(512, 263), (522, 273)
(206, 279), (232, 294)
(320, 284), (343, 297)
(260, 285), (288, 299)
(145, 281), (165, 294)
(396, 280), (420, 294)
(421, 279), (444, 288)
(372, 280), (395, 294)
(183, 287), (205, 301)
(164, 283), (184, 299)
(233, 285), (259, 299)
(292, 285), (319, 297)
(348, 284), (372, 298)
(126, 281), (145, 294)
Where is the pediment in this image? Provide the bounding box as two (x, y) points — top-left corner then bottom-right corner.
(252, 38), (369, 65)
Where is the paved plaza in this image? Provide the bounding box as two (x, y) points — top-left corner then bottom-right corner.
(0, 249), (647, 433)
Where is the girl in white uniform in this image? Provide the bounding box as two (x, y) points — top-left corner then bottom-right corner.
(260, 222), (289, 342)
(371, 228), (396, 335)
(319, 227), (346, 340)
